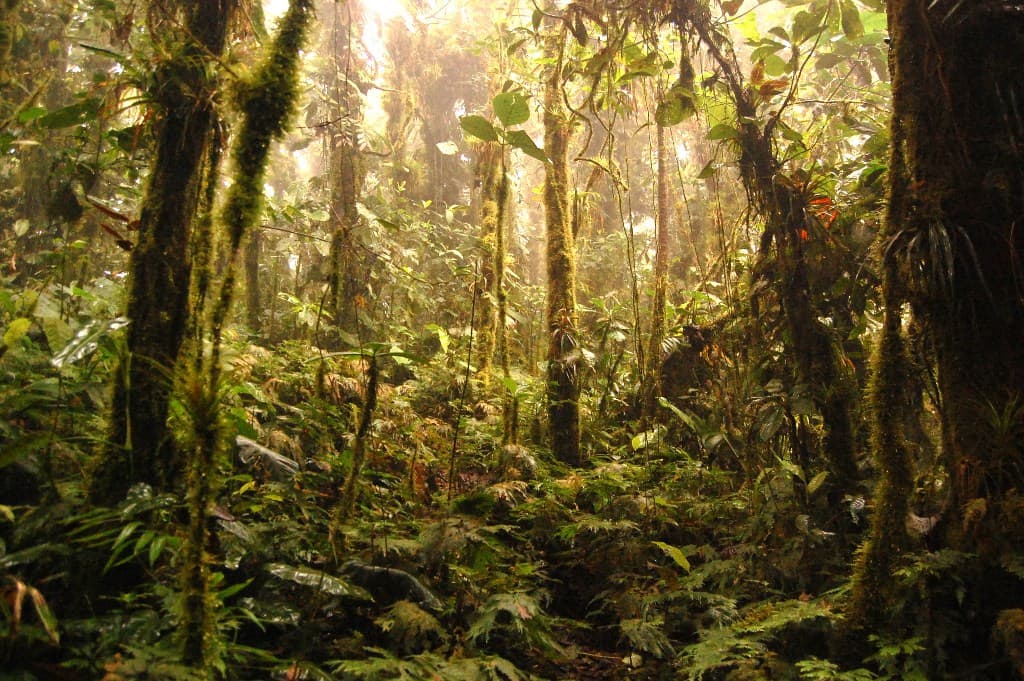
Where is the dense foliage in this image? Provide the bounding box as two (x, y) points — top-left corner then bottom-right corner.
(1, 0), (1023, 679)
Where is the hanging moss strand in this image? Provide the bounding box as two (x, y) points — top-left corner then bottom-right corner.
(208, 0), (314, 379)
(334, 353), (380, 530)
(179, 1), (313, 669)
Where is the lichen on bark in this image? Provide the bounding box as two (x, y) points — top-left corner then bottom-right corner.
(542, 17), (581, 466)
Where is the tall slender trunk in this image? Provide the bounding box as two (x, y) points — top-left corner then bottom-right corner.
(643, 121), (670, 422)
(324, 0), (366, 336)
(473, 141), (503, 383)
(494, 153), (517, 445)
(181, 0), (313, 666)
(245, 228), (261, 334)
(543, 18), (581, 466)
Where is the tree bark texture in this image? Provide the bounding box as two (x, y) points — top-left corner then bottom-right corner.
(91, 1), (235, 501)
(643, 121), (670, 422)
(882, 0), (1024, 545)
(849, 0), (1024, 664)
(324, 0), (368, 335)
(543, 20), (581, 466)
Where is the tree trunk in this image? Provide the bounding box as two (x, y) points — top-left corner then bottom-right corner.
(543, 18), (581, 466)
(90, 1), (235, 502)
(643, 121), (670, 422)
(323, 0), (367, 337)
(849, 0), (1024, 664)
(181, 0), (312, 665)
(473, 141), (507, 384)
(684, 5), (859, 489)
(887, 0), (1024, 550)
(245, 227), (261, 335)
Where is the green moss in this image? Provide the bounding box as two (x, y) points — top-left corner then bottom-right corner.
(175, 1), (314, 667)
(847, 294), (914, 634)
(845, 1), (917, 638)
(91, 1), (236, 503)
(209, 0), (313, 373)
(543, 23), (580, 467)
(474, 141), (503, 384)
(223, 0), (312, 249)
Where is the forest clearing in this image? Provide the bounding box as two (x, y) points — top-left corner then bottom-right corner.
(1, 0), (1023, 678)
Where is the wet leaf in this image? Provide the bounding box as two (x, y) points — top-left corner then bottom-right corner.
(435, 141), (459, 156)
(266, 562), (372, 600)
(459, 115), (498, 142)
(841, 0), (865, 39)
(506, 129), (548, 163)
(51, 316), (130, 369)
(652, 541), (691, 572)
(493, 92), (530, 127)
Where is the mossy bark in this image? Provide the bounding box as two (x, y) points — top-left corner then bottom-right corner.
(885, 0), (1024, 549)
(543, 19), (581, 466)
(382, 17), (419, 193)
(244, 227), (261, 334)
(180, 0), (313, 667)
(642, 121), (670, 423)
(846, 294), (914, 635)
(90, 1), (235, 503)
(684, 5), (859, 490)
(333, 353), (379, 532)
(473, 141), (503, 383)
(494, 154), (517, 446)
(849, 0), (1024, 662)
(323, 0), (368, 335)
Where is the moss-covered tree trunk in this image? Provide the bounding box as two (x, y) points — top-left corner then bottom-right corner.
(494, 153), (516, 445)
(245, 227), (261, 334)
(382, 17), (419, 195)
(90, 1), (235, 502)
(643, 121), (670, 422)
(683, 4), (858, 489)
(473, 141), (503, 383)
(889, 0), (1024, 551)
(323, 0), (367, 336)
(543, 18), (581, 466)
(850, 0), (1024, 662)
(180, 0), (312, 665)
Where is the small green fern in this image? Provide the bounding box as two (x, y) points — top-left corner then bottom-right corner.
(375, 600), (448, 654)
(467, 591), (563, 656)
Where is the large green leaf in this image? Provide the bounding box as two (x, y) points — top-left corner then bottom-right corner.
(505, 129), (548, 163)
(37, 98), (101, 129)
(707, 123), (740, 141)
(840, 0), (865, 38)
(266, 562), (373, 600)
(655, 87), (696, 127)
(459, 115), (498, 142)
(652, 541), (691, 572)
(492, 92), (530, 127)
(792, 9), (825, 43)
(697, 160), (718, 179)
